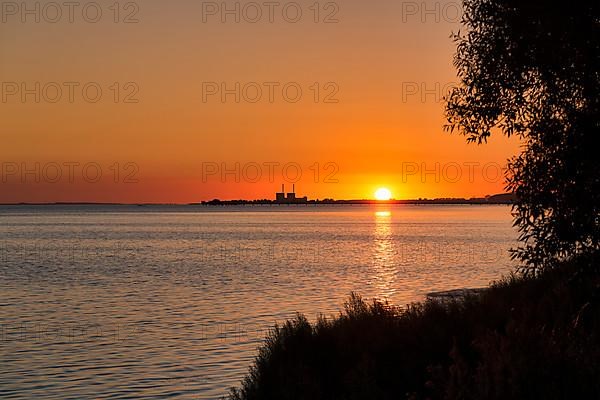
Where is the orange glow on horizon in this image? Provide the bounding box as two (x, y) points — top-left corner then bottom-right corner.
(0, 1), (521, 204)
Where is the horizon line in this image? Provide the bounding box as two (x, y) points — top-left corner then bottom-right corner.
(0, 193), (514, 207)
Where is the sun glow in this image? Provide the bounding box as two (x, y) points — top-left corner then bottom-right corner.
(374, 188), (392, 201)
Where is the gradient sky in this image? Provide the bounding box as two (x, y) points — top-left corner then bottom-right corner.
(0, 0), (519, 203)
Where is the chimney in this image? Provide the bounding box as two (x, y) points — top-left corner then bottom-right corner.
(281, 184), (284, 193)
(293, 184), (295, 194)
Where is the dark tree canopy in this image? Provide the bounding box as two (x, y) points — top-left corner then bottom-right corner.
(445, 0), (600, 273)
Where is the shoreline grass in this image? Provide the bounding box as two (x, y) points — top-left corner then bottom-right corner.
(228, 253), (600, 399)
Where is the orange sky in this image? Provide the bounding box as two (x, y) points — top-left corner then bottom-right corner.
(0, 0), (519, 203)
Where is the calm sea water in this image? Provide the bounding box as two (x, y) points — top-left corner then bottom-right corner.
(0, 204), (516, 399)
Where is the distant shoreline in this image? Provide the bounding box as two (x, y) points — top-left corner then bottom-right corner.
(199, 198), (514, 206)
(199, 192), (515, 206)
(0, 192), (516, 207)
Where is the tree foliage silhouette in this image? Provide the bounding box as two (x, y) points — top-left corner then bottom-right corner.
(445, 0), (600, 273)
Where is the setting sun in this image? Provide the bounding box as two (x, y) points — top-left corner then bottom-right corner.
(374, 188), (392, 201)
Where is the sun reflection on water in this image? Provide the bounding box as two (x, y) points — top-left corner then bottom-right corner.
(372, 209), (397, 300)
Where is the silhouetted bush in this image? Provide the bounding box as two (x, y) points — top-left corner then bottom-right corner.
(228, 252), (600, 399)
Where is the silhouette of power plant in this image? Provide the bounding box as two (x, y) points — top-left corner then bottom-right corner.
(275, 184), (308, 204)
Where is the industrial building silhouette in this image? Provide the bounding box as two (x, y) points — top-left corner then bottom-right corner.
(275, 184), (308, 204)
